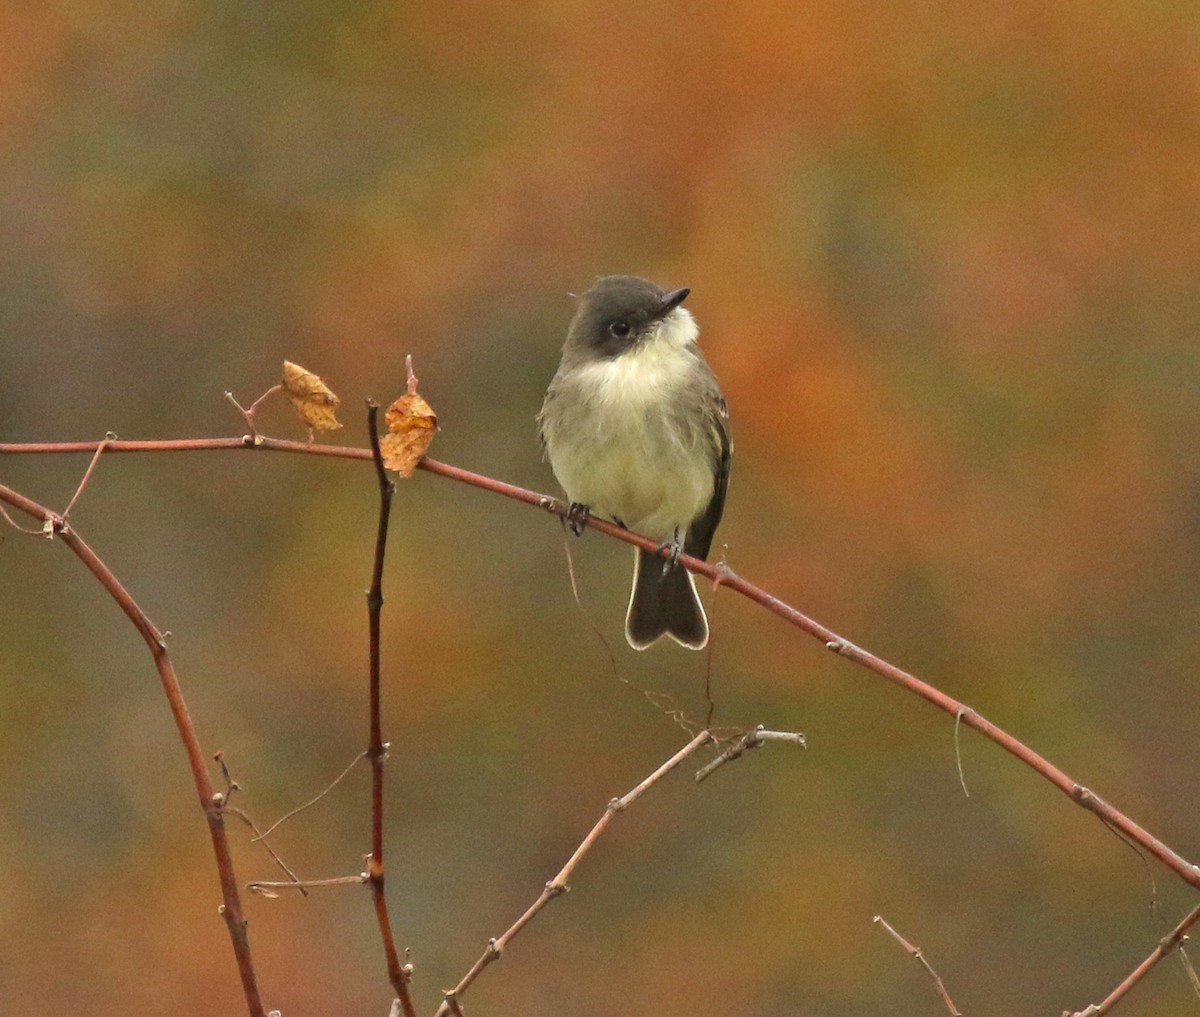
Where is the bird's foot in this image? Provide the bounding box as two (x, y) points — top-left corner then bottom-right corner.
(655, 529), (683, 575)
(566, 502), (591, 537)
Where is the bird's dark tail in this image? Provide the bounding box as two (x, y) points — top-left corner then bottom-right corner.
(625, 548), (708, 650)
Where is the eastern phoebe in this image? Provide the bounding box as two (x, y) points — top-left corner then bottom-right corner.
(539, 275), (730, 650)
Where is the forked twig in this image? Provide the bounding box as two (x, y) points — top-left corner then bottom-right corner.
(223, 805), (309, 897)
(226, 385), (283, 438)
(694, 725), (806, 783)
(0, 481), (267, 1016)
(435, 731), (713, 1016)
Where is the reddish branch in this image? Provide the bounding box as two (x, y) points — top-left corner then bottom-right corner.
(365, 405), (417, 1017)
(5, 437), (1196, 885)
(4, 434), (1200, 1013)
(0, 480), (267, 1017)
(1065, 901), (1200, 1016)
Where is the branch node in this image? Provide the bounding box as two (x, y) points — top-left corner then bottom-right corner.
(693, 725), (804, 782)
(607, 796), (627, 814)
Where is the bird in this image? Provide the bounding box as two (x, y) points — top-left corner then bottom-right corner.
(539, 275), (730, 649)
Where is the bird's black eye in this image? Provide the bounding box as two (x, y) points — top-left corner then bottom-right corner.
(609, 321), (631, 338)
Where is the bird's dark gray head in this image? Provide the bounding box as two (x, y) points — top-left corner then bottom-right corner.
(565, 275), (691, 359)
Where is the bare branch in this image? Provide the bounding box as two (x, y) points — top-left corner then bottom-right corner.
(436, 731), (713, 1016)
(248, 874), (367, 895)
(7, 434), (1200, 1014)
(694, 725), (806, 783)
(364, 402), (417, 1017)
(218, 804), (308, 896)
(5, 437), (1198, 898)
(874, 915), (962, 1016)
(0, 480), (267, 1016)
(1064, 901), (1200, 1016)
(62, 431), (116, 517)
(226, 384), (284, 438)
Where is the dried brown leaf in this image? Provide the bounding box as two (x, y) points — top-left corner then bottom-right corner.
(380, 392), (438, 477)
(281, 361), (342, 432)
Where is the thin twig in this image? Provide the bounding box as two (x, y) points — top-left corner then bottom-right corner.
(436, 731), (713, 1016)
(558, 521), (703, 737)
(0, 502), (44, 535)
(223, 806), (309, 897)
(702, 551), (729, 730)
(3, 443), (1199, 889)
(954, 709), (971, 798)
(62, 431), (116, 518)
(214, 753), (309, 896)
(0, 480), (267, 1017)
(1064, 901), (1200, 1016)
(694, 725), (807, 783)
(252, 750), (368, 842)
(874, 914), (962, 1016)
(214, 750), (241, 798)
(1180, 941), (1200, 997)
(226, 384), (284, 438)
(248, 874), (367, 895)
(365, 402), (416, 1017)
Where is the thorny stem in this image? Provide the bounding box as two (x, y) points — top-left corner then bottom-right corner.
(6, 437), (1193, 893)
(0, 481), (267, 1017)
(5, 435), (1200, 1016)
(365, 404), (417, 1017)
(435, 731), (713, 1016)
(1064, 901), (1200, 1016)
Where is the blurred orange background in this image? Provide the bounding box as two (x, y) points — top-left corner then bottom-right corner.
(2, 2), (1200, 1015)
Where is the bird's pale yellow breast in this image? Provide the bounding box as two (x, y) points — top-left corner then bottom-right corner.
(544, 308), (714, 538)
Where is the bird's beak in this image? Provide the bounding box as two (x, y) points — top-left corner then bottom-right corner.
(657, 287), (690, 317)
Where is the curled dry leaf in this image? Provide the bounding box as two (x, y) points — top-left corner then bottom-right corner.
(281, 361), (342, 432)
(380, 392), (439, 477)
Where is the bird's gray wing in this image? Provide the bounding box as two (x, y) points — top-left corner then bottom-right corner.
(684, 393), (730, 562)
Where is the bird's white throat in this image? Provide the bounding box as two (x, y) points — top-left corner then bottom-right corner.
(574, 307), (700, 408)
